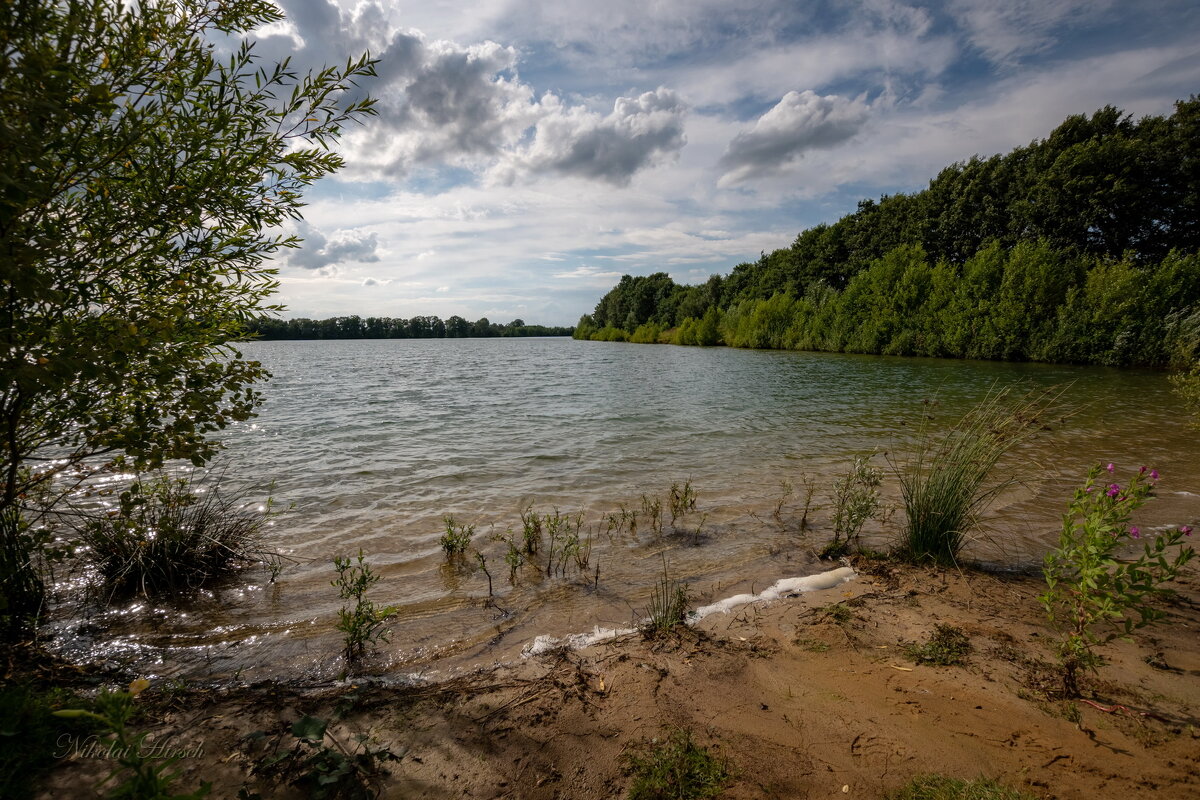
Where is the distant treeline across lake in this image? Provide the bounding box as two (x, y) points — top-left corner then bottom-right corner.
(247, 314), (573, 340)
(576, 99), (1200, 369)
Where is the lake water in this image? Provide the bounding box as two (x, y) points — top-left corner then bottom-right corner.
(48, 338), (1200, 682)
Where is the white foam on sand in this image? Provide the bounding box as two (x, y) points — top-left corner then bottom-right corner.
(521, 566), (856, 657)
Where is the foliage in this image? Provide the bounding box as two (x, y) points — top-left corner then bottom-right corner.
(542, 508), (586, 577)
(622, 727), (730, 800)
(332, 550), (397, 663)
(668, 480), (697, 525)
(53, 679), (210, 799)
(892, 386), (1058, 565)
(821, 455), (883, 558)
(77, 471), (276, 599)
(1041, 464), (1196, 696)
(0, 0), (375, 635)
(0, 683), (98, 800)
(885, 774), (1037, 800)
(439, 516), (473, 557)
(247, 713), (400, 800)
(644, 572), (690, 636)
(578, 99), (1200, 368)
(247, 314), (572, 339)
(520, 504), (542, 554)
(905, 624), (972, 666)
(1171, 360), (1200, 428)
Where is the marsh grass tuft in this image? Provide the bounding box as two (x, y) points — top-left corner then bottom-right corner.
(891, 385), (1062, 565)
(77, 470), (278, 600)
(644, 563), (690, 636)
(622, 727), (730, 800)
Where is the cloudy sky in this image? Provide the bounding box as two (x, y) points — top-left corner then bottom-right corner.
(257, 0), (1200, 326)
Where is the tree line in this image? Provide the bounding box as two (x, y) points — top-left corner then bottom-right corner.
(247, 315), (573, 339)
(575, 98), (1200, 368)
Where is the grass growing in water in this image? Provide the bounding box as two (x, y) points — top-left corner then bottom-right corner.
(77, 470), (277, 599)
(886, 774), (1037, 800)
(622, 727), (730, 800)
(891, 385), (1060, 565)
(668, 479), (697, 525)
(644, 565), (690, 636)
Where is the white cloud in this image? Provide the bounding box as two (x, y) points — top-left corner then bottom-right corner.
(717, 91), (871, 186)
(491, 88), (687, 186)
(948, 0), (1117, 66)
(289, 221), (382, 270)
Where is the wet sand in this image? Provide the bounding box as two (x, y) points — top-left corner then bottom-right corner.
(34, 556), (1200, 799)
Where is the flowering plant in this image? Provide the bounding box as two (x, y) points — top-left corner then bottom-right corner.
(1041, 463), (1195, 696)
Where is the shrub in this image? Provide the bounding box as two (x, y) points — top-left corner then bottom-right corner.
(1041, 464), (1195, 696)
(622, 727), (730, 800)
(77, 471), (276, 599)
(891, 386), (1059, 565)
(332, 550), (397, 663)
(439, 515), (473, 557)
(821, 455), (882, 558)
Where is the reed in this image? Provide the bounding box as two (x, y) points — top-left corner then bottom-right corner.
(891, 385), (1061, 565)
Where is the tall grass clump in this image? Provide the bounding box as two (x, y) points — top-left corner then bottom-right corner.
(644, 559), (690, 636)
(891, 386), (1061, 565)
(77, 471), (276, 599)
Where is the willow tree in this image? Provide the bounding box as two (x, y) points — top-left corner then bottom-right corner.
(0, 0), (375, 630)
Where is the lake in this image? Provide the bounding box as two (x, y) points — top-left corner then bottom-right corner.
(48, 338), (1200, 681)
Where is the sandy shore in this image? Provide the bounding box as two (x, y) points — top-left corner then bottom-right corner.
(33, 558), (1200, 799)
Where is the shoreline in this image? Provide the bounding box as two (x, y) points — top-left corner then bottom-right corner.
(27, 557), (1200, 799)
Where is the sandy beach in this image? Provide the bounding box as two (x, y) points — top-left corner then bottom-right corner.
(31, 557), (1200, 799)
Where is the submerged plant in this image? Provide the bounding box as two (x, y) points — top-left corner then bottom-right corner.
(520, 503), (542, 554)
(668, 479), (697, 525)
(332, 550), (397, 663)
(1041, 464), (1195, 696)
(891, 385), (1061, 565)
(439, 515), (473, 557)
(76, 470), (278, 599)
(821, 454), (883, 558)
(642, 494), (664, 538)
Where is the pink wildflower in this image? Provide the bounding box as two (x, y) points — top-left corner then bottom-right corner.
(1129, 526), (1140, 538)
(1106, 462), (1115, 473)
(1106, 484), (1120, 498)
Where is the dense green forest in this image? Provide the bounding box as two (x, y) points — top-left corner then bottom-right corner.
(247, 315), (573, 339)
(575, 99), (1200, 367)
